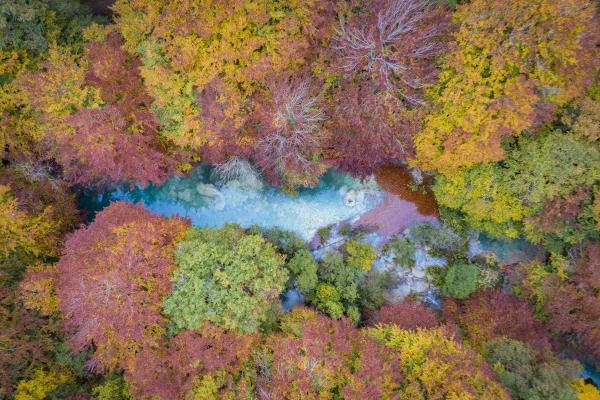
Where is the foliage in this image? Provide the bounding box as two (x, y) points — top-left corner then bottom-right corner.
(409, 222), (462, 253)
(61, 32), (176, 187)
(0, 184), (56, 259)
(163, 224), (287, 333)
(368, 300), (439, 329)
(125, 323), (256, 400)
(326, 0), (450, 177)
(505, 132), (600, 206)
(253, 78), (326, 191)
(18, 263), (59, 316)
(387, 236), (416, 269)
(112, 0), (321, 153)
(14, 369), (72, 400)
(257, 308), (402, 399)
(369, 325), (510, 399)
(332, 0), (451, 105)
(311, 250), (364, 322)
(483, 338), (581, 400)
(358, 269), (400, 311)
(57, 201), (188, 372)
(251, 225), (306, 257)
(92, 375), (131, 400)
(443, 289), (550, 353)
(415, 0), (600, 173)
(433, 164), (527, 238)
(0, 0), (92, 58)
(573, 380), (600, 400)
(543, 243), (600, 360)
(285, 248), (318, 297)
(441, 263), (479, 299)
(342, 239), (377, 272)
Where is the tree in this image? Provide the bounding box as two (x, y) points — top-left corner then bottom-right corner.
(163, 224), (288, 334)
(506, 132), (600, 206)
(285, 248), (318, 297)
(14, 368), (72, 400)
(0, 0), (92, 58)
(483, 338), (581, 400)
(443, 289), (551, 353)
(342, 239), (377, 272)
(0, 184), (56, 259)
(125, 323), (256, 400)
(112, 0), (322, 153)
(414, 0), (599, 174)
(252, 78), (326, 191)
(311, 250), (363, 322)
(544, 243), (600, 360)
(327, 80), (423, 177)
(441, 263), (479, 299)
(257, 308), (402, 399)
(368, 300), (439, 329)
(64, 32), (176, 187)
(57, 201), (189, 372)
(432, 163), (527, 238)
(331, 0), (451, 106)
(573, 380), (600, 400)
(369, 325), (510, 399)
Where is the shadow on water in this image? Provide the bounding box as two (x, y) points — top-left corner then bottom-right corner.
(356, 165), (438, 237)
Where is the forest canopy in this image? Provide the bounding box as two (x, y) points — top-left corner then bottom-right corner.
(1, 0), (600, 399)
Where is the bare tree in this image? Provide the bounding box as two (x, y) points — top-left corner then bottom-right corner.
(332, 0), (449, 105)
(254, 78), (326, 189)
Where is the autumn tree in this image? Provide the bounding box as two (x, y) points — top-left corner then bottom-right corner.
(125, 324), (256, 400)
(57, 201), (189, 372)
(163, 224), (288, 334)
(256, 308), (402, 399)
(433, 163), (527, 238)
(252, 78), (326, 191)
(369, 325), (511, 399)
(543, 243), (600, 361)
(414, 0), (599, 174)
(443, 289), (551, 353)
(332, 0), (451, 106)
(112, 0), (323, 154)
(368, 300), (439, 329)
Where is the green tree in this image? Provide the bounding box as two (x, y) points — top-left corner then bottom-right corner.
(164, 224), (288, 333)
(286, 249), (318, 297)
(442, 263), (479, 299)
(483, 338), (581, 400)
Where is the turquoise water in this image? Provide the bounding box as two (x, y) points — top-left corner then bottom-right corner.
(80, 166), (383, 240)
(469, 233), (544, 265)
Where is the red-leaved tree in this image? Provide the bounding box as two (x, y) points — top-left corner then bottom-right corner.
(368, 300), (439, 329)
(544, 242), (600, 360)
(443, 289), (551, 354)
(61, 32), (176, 187)
(125, 323), (256, 400)
(257, 308), (401, 399)
(56, 201), (189, 373)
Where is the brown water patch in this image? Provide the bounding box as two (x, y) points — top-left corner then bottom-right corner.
(355, 166), (438, 237)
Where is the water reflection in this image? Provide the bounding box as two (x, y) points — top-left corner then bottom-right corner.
(356, 166), (438, 236)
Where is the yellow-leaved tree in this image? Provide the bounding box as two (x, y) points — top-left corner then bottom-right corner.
(112, 0), (320, 156)
(414, 0), (599, 174)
